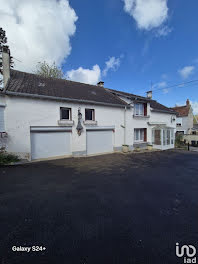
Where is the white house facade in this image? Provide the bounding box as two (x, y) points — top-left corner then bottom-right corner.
(171, 100), (194, 135)
(0, 48), (177, 160)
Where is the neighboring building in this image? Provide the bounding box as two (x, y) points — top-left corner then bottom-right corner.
(171, 99), (194, 135)
(0, 48), (176, 160)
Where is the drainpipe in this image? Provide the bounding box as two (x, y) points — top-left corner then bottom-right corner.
(124, 106), (127, 145)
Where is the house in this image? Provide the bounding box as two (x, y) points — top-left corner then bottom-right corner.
(171, 100), (194, 135)
(0, 48), (176, 160)
(108, 89), (176, 151)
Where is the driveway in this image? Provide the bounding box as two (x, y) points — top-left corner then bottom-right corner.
(0, 150), (198, 264)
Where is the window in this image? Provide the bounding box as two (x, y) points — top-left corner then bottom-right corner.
(60, 107), (71, 120)
(0, 107), (5, 132)
(134, 128), (145, 142)
(176, 117), (182, 127)
(167, 130), (170, 145)
(85, 109), (95, 121)
(171, 129), (174, 144)
(134, 103), (144, 116)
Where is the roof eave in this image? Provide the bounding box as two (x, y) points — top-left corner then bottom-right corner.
(4, 91), (130, 108)
(151, 109), (177, 115)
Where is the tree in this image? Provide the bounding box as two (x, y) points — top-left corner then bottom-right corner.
(0, 28), (14, 86)
(35, 61), (64, 79)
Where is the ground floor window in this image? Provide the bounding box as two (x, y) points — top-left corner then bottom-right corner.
(134, 128), (147, 142)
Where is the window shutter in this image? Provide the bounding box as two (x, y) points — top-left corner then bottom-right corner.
(144, 128), (147, 142)
(144, 103), (147, 116)
(0, 107), (5, 132)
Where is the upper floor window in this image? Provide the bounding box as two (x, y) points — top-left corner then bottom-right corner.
(134, 103), (144, 116)
(176, 117), (182, 127)
(85, 109), (95, 121)
(60, 107), (71, 120)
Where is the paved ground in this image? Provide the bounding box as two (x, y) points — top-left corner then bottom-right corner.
(0, 150), (198, 264)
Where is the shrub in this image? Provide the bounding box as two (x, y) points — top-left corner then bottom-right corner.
(175, 134), (185, 148)
(0, 152), (20, 165)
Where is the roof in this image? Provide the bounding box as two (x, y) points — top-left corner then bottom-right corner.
(107, 88), (176, 114)
(149, 100), (176, 114)
(3, 70), (127, 107)
(171, 105), (190, 117)
(107, 88), (150, 102)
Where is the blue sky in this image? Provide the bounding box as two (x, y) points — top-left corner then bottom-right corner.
(1, 0), (198, 112)
(64, 0), (198, 111)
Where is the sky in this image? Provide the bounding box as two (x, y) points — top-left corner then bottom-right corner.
(1, 0), (198, 113)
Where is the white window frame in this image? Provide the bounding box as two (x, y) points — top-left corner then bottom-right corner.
(0, 106), (5, 132)
(134, 128), (144, 142)
(134, 103), (144, 116)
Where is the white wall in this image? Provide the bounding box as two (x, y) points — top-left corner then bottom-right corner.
(176, 113), (194, 134)
(115, 95), (176, 147)
(149, 111), (176, 142)
(4, 95), (126, 158)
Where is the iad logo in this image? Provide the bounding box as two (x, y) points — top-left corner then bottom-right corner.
(176, 243), (197, 263)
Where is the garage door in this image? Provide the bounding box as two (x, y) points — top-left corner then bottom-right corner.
(86, 128), (114, 155)
(31, 127), (71, 160)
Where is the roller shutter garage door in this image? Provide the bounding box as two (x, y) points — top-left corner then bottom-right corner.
(86, 127), (114, 155)
(31, 127), (71, 160)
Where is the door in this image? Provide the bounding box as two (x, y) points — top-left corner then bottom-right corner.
(86, 130), (113, 155)
(31, 131), (71, 160)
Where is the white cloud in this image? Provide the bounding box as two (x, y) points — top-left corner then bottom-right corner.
(66, 65), (101, 85)
(178, 66), (195, 79)
(0, 0), (78, 72)
(123, 0), (168, 31)
(102, 57), (121, 76)
(157, 25), (172, 37)
(154, 81), (169, 94)
(67, 56), (122, 85)
(163, 88), (169, 94)
(157, 81), (167, 88)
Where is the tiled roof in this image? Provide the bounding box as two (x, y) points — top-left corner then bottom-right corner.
(4, 70), (127, 107)
(107, 88), (150, 101)
(107, 88), (176, 114)
(150, 100), (176, 114)
(171, 105), (190, 117)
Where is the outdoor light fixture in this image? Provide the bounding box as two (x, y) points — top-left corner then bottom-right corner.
(76, 107), (83, 136)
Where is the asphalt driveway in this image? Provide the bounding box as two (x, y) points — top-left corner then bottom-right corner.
(0, 150), (198, 264)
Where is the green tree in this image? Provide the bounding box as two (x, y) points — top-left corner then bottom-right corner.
(0, 27), (14, 85)
(35, 61), (64, 79)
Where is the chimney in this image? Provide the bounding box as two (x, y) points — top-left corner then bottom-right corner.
(146, 90), (152, 99)
(2, 46), (10, 88)
(186, 99), (190, 106)
(97, 81), (104, 87)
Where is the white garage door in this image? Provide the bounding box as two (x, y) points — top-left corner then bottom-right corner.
(31, 127), (71, 160)
(87, 129), (114, 155)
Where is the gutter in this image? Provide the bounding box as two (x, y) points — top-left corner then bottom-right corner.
(4, 91), (131, 109)
(151, 109), (177, 115)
